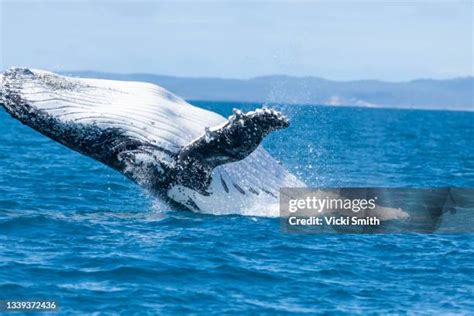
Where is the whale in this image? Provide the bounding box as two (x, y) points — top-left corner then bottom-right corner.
(0, 68), (305, 216)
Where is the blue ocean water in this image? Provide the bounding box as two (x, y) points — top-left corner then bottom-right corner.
(0, 102), (473, 314)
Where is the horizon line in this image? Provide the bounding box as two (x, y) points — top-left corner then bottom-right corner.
(1, 66), (472, 84)
(58, 70), (474, 84)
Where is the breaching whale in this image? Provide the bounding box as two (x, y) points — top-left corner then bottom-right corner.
(0, 68), (304, 216)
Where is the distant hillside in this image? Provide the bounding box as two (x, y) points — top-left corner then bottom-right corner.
(61, 71), (474, 111)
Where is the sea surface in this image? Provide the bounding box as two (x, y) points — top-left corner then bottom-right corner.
(0, 102), (473, 314)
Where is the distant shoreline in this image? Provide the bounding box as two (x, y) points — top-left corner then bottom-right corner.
(189, 100), (474, 113)
(1, 69), (471, 111)
(57, 71), (472, 112)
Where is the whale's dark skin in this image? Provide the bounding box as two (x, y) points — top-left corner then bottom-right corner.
(176, 108), (289, 194)
(0, 68), (290, 205)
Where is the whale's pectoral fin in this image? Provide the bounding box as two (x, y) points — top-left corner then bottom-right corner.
(175, 108), (289, 193)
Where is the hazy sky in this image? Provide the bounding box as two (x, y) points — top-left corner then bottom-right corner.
(0, 0), (472, 81)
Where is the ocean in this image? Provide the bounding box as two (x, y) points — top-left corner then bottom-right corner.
(0, 102), (473, 314)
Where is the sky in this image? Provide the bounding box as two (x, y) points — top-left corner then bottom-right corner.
(0, 0), (472, 81)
